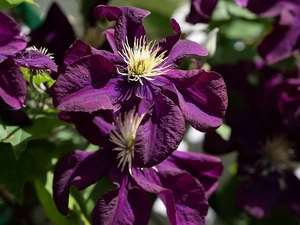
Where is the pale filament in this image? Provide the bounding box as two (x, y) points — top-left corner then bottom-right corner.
(118, 36), (171, 85)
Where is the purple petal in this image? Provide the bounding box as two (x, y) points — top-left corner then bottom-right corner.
(164, 69), (228, 131)
(155, 19), (181, 56)
(235, 175), (281, 218)
(28, 2), (75, 67)
(234, 0), (248, 7)
(134, 93), (186, 167)
(0, 58), (26, 109)
(166, 40), (208, 69)
(94, 5), (150, 51)
(53, 150), (113, 215)
(186, 0), (219, 24)
(103, 29), (118, 54)
(203, 131), (236, 154)
(13, 50), (57, 72)
(0, 12), (27, 56)
(133, 167), (208, 225)
(239, 0), (287, 16)
(164, 151), (223, 197)
(52, 54), (132, 112)
(62, 39), (93, 69)
(92, 180), (152, 225)
(62, 39), (124, 70)
(257, 8), (300, 64)
(61, 111), (115, 147)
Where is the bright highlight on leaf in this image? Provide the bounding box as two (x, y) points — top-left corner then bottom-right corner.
(0, 0), (39, 9)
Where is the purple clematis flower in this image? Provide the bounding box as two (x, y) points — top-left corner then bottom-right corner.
(0, 11), (57, 110)
(51, 5), (228, 134)
(53, 102), (223, 225)
(203, 60), (300, 218)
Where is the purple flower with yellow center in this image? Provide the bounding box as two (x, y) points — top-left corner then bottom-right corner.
(0, 12), (57, 110)
(53, 102), (223, 225)
(203, 61), (300, 218)
(52, 5), (228, 135)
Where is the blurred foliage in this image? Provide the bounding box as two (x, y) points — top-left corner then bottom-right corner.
(0, 0), (38, 9)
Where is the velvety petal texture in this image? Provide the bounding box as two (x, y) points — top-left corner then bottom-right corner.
(53, 150), (114, 215)
(134, 94), (186, 167)
(52, 5), (227, 136)
(0, 12), (27, 56)
(162, 69), (228, 131)
(164, 151), (223, 197)
(0, 57), (26, 109)
(13, 50), (57, 72)
(92, 177), (152, 225)
(52, 55), (130, 112)
(166, 40), (208, 68)
(133, 161), (208, 225)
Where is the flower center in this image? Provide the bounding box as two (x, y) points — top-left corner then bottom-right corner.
(118, 36), (171, 85)
(261, 135), (295, 173)
(109, 108), (144, 176)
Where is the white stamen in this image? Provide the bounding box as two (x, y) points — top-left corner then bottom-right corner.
(118, 36), (171, 85)
(109, 108), (145, 176)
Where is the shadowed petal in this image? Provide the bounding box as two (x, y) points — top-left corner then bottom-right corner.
(165, 69), (228, 131)
(62, 39), (93, 68)
(0, 58), (26, 109)
(166, 39), (208, 68)
(186, 0), (219, 24)
(134, 93), (186, 167)
(257, 7), (300, 64)
(133, 166), (208, 225)
(164, 151), (223, 197)
(0, 12), (27, 56)
(235, 175), (281, 218)
(103, 28), (118, 54)
(53, 150), (113, 215)
(94, 5), (150, 51)
(13, 50), (57, 72)
(52, 54), (133, 112)
(61, 111), (115, 147)
(92, 178), (152, 225)
(62, 39), (124, 71)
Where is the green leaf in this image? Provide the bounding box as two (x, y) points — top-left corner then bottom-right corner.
(0, 0), (38, 9)
(0, 141), (56, 203)
(67, 187), (91, 225)
(209, 176), (251, 225)
(223, 19), (264, 41)
(0, 114), (64, 159)
(34, 177), (79, 225)
(212, 0), (257, 21)
(82, 176), (115, 215)
(216, 123), (231, 141)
